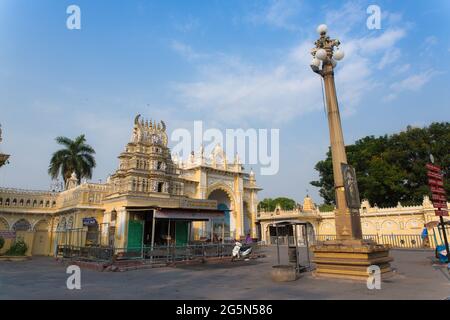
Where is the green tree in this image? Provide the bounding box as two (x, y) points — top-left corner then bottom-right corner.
(311, 122), (450, 207)
(48, 135), (96, 185)
(6, 240), (27, 256)
(258, 197), (297, 211)
(258, 198), (275, 211)
(318, 204), (335, 212)
(273, 197), (296, 210)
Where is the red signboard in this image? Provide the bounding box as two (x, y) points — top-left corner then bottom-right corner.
(427, 172), (443, 180)
(426, 163), (441, 172)
(432, 194), (447, 202)
(428, 178), (444, 187)
(435, 209), (448, 216)
(431, 186), (446, 195)
(426, 163), (448, 217)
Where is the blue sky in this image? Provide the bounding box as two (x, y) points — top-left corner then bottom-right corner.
(0, 0), (449, 204)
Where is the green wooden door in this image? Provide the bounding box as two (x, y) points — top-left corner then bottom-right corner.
(127, 220), (143, 251)
(175, 221), (188, 246)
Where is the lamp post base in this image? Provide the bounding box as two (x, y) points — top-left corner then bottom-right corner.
(311, 239), (393, 281)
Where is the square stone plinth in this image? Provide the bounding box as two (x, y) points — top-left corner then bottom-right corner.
(312, 240), (393, 281)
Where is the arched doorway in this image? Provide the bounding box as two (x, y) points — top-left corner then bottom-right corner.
(208, 188), (234, 240)
(32, 220), (49, 256)
(12, 219), (32, 255)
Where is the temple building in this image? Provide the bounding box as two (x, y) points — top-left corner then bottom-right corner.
(0, 115), (261, 256)
(257, 195), (449, 247)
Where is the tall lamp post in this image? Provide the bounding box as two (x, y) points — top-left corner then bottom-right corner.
(309, 25), (392, 280)
(310, 24), (362, 240)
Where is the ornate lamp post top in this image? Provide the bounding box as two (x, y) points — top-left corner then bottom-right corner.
(0, 123), (10, 168)
(310, 24), (345, 75)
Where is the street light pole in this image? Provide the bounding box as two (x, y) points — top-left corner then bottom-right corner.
(310, 25), (362, 241)
(309, 25), (392, 280)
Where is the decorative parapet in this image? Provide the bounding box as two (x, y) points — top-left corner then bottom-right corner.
(0, 182), (112, 213)
(319, 196), (449, 219)
(257, 196), (449, 221)
(257, 207), (320, 220)
(58, 183), (110, 209)
(0, 187), (59, 210)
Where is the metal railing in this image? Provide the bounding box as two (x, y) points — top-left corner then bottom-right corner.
(314, 233), (444, 249)
(57, 245), (114, 262)
(269, 236), (295, 246)
(57, 242), (261, 264)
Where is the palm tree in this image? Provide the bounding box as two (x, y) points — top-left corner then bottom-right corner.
(48, 135), (96, 185)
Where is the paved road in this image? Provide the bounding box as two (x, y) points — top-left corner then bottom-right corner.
(0, 247), (449, 300)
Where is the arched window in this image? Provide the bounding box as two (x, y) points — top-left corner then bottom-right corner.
(5, 198), (10, 206)
(12, 199), (17, 206)
(45, 201), (50, 208)
(19, 199), (24, 206)
(0, 198), (3, 206)
(32, 200), (37, 207)
(12, 219), (31, 231)
(26, 199), (31, 206)
(57, 217), (67, 231)
(34, 220), (49, 232)
(67, 217), (73, 230)
(52, 201), (56, 207)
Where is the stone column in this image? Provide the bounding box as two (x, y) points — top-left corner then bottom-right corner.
(322, 62), (362, 241)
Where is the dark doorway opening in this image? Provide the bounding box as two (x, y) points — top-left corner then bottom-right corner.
(143, 210), (154, 246)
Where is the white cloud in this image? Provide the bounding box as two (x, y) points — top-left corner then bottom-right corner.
(391, 70), (436, 92)
(172, 34), (386, 124)
(385, 70), (438, 101)
(359, 29), (406, 54)
(420, 35), (438, 56)
(392, 64), (411, 75)
(325, 1), (365, 35)
(171, 40), (208, 61)
(378, 48), (401, 69)
(173, 16), (200, 33)
(171, 3), (409, 124)
(247, 0), (304, 31)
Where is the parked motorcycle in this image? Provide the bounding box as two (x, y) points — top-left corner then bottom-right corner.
(231, 242), (252, 261)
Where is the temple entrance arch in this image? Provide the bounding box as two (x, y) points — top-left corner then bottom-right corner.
(207, 187), (235, 240)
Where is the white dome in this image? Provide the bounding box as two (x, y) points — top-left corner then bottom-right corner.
(315, 48), (328, 61)
(334, 49), (345, 61)
(317, 24), (328, 35)
(311, 57), (321, 67)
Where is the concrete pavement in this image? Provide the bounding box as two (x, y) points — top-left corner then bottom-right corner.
(0, 247), (448, 299)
